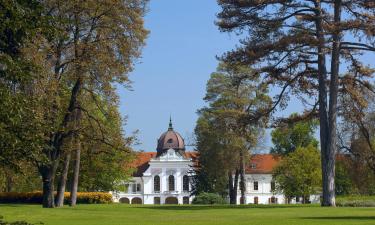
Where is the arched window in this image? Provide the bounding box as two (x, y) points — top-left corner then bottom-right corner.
(183, 175), (189, 192)
(154, 175), (160, 192)
(131, 197), (142, 204)
(165, 196), (178, 204)
(168, 175), (175, 191)
(119, 197), (130, 204)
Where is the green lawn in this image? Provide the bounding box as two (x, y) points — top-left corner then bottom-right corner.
(0, 204), (375, 225)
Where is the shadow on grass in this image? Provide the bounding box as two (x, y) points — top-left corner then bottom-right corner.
(302, 216), (375, 220)
(136, 204), (318, 211)
(0, 204), (39, 207)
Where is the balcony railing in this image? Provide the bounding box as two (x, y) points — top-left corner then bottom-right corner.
(163, 190), (179, 194)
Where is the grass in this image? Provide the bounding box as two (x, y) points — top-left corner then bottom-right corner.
(1, 204), (375, 225)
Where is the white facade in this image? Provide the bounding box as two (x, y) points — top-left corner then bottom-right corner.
(237, 174), (320, 204)
(113, 149), (194, 204)
(239, 173), (285, 204)
(112, 151), (320, 205)
(112, 121), (320, 205)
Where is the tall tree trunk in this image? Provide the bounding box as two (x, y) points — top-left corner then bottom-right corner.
(314, 0), (337, 207)
(233, 169), (239, 204)
(239, 151), (246, 204)
(56, 151), (71, 207)
(39, 161), (58, 208)
(323, 0), (342, 207)
(228, 169), (239, 204)
(69, 143), (81, 206)
(39, 77), (82, 208)
(5, 170), (12, 192)
(228, 171), (234, 204)
(70, 109), (82, 207)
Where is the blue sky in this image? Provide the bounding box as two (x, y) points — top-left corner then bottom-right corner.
(117, 0), (374, 153)
(118, 0), (242, 152)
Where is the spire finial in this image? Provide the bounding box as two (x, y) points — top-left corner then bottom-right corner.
(168, 115), (173, 131)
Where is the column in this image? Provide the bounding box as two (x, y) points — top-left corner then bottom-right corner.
(161, 168), (166, 193)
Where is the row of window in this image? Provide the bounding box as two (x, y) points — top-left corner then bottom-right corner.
(126, 179), (273, 193)
(241, 196), (278, 204)
(153, 196), (190, 204)
(252, 181), (275, 191)
(125, 183), (142, 193)
(119, 197), (190, 204)
(153, 175), (189, 192)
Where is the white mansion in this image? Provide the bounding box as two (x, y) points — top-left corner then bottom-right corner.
(112, 120), (320, 205)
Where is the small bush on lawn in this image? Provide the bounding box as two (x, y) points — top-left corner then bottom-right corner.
(336, 196), (375, 207)
(0, 192), (112, 204)
(192, 192), (227, 205)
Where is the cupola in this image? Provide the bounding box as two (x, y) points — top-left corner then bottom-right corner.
(156, 117), (185, 156)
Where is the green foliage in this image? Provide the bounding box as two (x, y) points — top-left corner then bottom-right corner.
(336, 196), (375, 207)
(271, 115), (318, 156)
(193, 114), (233, 195)
(0, 163), (40, 192)
(74, 92), (135, 192)
(194, 63), (271, 196)
(1, 0), (148, 207)
(0, 192), (112, 204)
(0, 0), (49, 170)
(192, 192), (227, 205)
(272, 145), (322, 201)
(335, 161), (353, 196)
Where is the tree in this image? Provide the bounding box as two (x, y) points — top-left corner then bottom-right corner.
(0, 0), (47, 169)
(271, 115), (318, 156)
(273, 145), (322, 203)
(335, 160), (353, 196)
(193, 114), (235, 197)
(216, 0), (375, 206)
(0, 0), (148, 208)
(194, 63), (270, 204)
(26, 0), (148, 208)
(73, 92), (135, 193)
(55, 88), (136, 206)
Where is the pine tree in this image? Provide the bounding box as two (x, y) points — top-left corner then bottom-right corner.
(195, 63), (270, 204)
(217, 0), (375, 206)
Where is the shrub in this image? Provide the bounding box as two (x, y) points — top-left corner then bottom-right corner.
(192, 192), (227, 205)
(0, 192), (112, 204)
(336, 196), (375, 207)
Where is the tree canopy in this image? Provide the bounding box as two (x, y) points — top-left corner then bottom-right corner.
(0, 0), (148, 208)
(271, 115), (319, 156)
(194, 62), (271, 204)
(273, 145), (322, 203)
(216, 0), (375, 206)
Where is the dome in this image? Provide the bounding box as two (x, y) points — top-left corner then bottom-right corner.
(156, 118), (185, 156)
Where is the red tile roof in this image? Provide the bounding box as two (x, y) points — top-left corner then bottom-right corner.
(246, 154), (280, 174)
(130, 152), (157, 177)
(130, 152), (279, 177)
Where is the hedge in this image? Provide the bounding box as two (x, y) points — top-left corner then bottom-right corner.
(0, 192), (112, 204)
(192, 192), (227, 205)
(336, 195), (375, 207)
